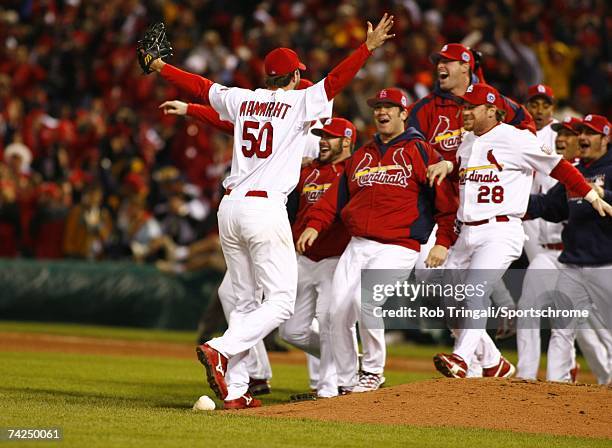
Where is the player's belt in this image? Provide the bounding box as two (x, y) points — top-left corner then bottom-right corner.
(224, 189), (268, 198)
(462, 215), (509, 226)
(542, 243), (564, 250)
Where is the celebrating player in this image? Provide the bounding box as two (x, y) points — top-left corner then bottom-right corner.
(298, 88), (458, 393)
(527, 114), (612, 384)
(280, 118), (356, 398)
(144, 14), (395, 409)
(429, 85), (612, 379)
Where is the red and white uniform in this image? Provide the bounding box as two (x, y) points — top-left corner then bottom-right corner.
(306, 129), (457, 389)
(160, 43), (374, 401)
(279, 158), (351, 397)
(522, 120), (562, 260)
(448, 119), (592, 368)
(517, 117), (609, 383)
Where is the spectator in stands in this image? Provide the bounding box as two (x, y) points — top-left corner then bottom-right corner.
(30, 182), (69, 259)
(63, 184), (112, 259)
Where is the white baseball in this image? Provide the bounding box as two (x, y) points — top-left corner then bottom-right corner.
(193, 395), (216, 411)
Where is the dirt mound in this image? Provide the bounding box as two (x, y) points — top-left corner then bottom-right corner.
(246, 378), (612, 439)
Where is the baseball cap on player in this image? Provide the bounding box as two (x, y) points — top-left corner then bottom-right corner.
(297, 78), (314, 90)
(527, 84), (554, 103)
(577, 114), (611, 136)
(551, 116), (581, 134)
(311, 118), (357, 144)
(366, 88), (409, 111)
(430, 43), (475, 70)
(460, 84), (503, 108)
(264, 48), (306, 76)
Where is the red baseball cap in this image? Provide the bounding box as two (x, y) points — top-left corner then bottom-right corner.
(264, 48), (306, 76)
(297, 78), (313, 90)
(460, 84), (503, 108)
(551, 116), (581, 134)
(366, 88), (409, 110)
(527, 84), (554, 103)
(311, 118), (357, 144)
(430, 43), (475, 70)
(577, 114), (611, 136)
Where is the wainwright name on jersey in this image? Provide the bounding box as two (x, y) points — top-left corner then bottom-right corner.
(457, 123), (561, 222)
(209, 80), (333, 196)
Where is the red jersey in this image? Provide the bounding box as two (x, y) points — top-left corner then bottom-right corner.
(291, 159), (351, 262)
(305, 129), (458, 252)
(407, 83), (536, 162)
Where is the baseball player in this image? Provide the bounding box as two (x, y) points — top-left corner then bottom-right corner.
(298, 87), (458, 393)
(410, 43), (531, 337)
(280, 117), (356, 397)
(428, 85), (612, 379)
(527, 114), (612, 384)
(150, 14), (395, 409)
(517, 115), (611, 383)
(522, 84), (559, 261)
(161, 88), (345, 396)
(160, 78), (338, 397)
(158, 101), (275, 393)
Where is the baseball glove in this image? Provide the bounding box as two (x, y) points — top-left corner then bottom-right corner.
(136, 22), (173, 74)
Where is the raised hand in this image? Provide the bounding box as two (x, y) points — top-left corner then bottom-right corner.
(365, 13), (395, 52)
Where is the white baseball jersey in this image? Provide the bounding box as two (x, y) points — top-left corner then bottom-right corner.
(209, 81), (333, 196)
(529, 120), (563, 245)
(302, 119), (324, 160)
(457, 123), (561, 222)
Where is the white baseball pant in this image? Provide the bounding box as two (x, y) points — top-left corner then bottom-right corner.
(279, 255), (339, 397)
(217, 272), (272, 381)
(208, 194), (297, 400)
(547, 264), (612, 384)
(445, 219), (524, 367)
(516, 250), (609, 382)
(330, 237), (419, 389)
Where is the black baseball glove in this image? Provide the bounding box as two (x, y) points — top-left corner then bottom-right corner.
(136, 22), (173, 74)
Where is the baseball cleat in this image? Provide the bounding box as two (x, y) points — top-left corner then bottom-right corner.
(352, 371), (385, 393)
(338, 386), (353, 396)
(433, 353), (468, 378)
(223, 393), (262, 410)
(248, 378), (271, 396)
(482, 356), (516, 378)
(196, 344), (228, 400)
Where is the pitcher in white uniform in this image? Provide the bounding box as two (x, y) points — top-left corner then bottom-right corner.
(153, 15), (395, 409)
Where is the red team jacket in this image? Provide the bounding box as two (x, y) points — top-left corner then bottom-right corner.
(305, 129), (458, 252)
(407, 83), (536, 161)
(291, 159), (351, 262)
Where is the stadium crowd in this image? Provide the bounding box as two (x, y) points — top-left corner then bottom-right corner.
(0, 0), (610, 259)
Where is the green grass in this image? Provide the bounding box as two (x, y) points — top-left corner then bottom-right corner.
(0, 347), (608, 447)
(0, 320), (196, 344)
(0, 320), (594, 376)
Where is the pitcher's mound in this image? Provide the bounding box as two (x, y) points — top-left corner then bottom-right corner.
(246, 378), (611, 439)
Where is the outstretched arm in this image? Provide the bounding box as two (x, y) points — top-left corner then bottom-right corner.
(159, 100), (235, 135)
(151, 59), (213, 104)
